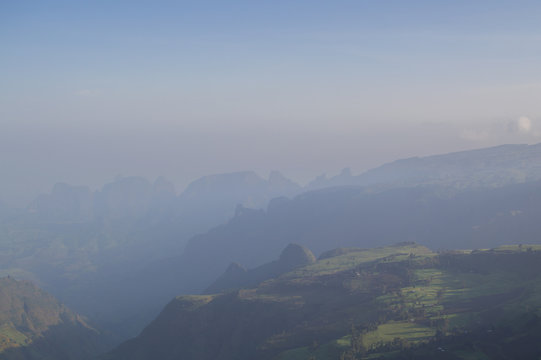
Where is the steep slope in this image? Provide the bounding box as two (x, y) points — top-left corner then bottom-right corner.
(0, 277), (109, 360)
(106, 244), (541, 360)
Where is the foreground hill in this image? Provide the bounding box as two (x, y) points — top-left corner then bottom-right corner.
(105, 243), (541, 360)
(0, 277), (109, 360)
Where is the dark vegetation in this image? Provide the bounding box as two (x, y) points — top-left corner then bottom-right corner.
(376, 312), (541, 360)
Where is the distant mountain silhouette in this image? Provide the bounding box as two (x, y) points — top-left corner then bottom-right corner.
(93, 177), (155, 220)
(27, 183), (94, 222)
(26, 171), (301, 227)
(306, 167), (355, 189)
(307, 143), (541, 190)
(24, 143), (541, 223)
(173, 171), (301, 236)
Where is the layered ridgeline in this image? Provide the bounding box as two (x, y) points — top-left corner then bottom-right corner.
(21, 143), (541, 224)
(3, 143), (541, 343)
(0, 277), (109, 360)
(126, 144), (541, 310)
(139, 178), (541, 307)
(105, 243), (541, 360)
(90, 145), (541, 341)
(26, 171), (300, 225)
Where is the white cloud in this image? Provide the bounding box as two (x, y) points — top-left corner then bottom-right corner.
(507, 116), (534, 134)
(517, 116), (532, 133)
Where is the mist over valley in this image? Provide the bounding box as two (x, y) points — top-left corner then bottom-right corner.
(3, 1), (541, 358)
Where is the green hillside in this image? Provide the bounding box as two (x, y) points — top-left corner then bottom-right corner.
(105, 243), (541, 360)
(0, 277), (109, 360)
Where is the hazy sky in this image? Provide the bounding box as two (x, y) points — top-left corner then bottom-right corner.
(2, 1), (541, 205)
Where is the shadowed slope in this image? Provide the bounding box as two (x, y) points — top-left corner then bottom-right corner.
(205, 243), (316, 294)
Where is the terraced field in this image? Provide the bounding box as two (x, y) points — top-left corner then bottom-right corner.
(106, 243), (541, 360)
(273, 245), (541, 359)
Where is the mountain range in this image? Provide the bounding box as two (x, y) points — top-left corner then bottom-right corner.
(3, 143), (541, 345)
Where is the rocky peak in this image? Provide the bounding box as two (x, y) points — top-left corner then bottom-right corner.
(279, 243), (316, 268)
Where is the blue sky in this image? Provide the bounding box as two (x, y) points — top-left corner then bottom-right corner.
(2, 1), (541, 204)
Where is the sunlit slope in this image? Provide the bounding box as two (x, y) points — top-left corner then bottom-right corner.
(0, 277), (108, 360)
